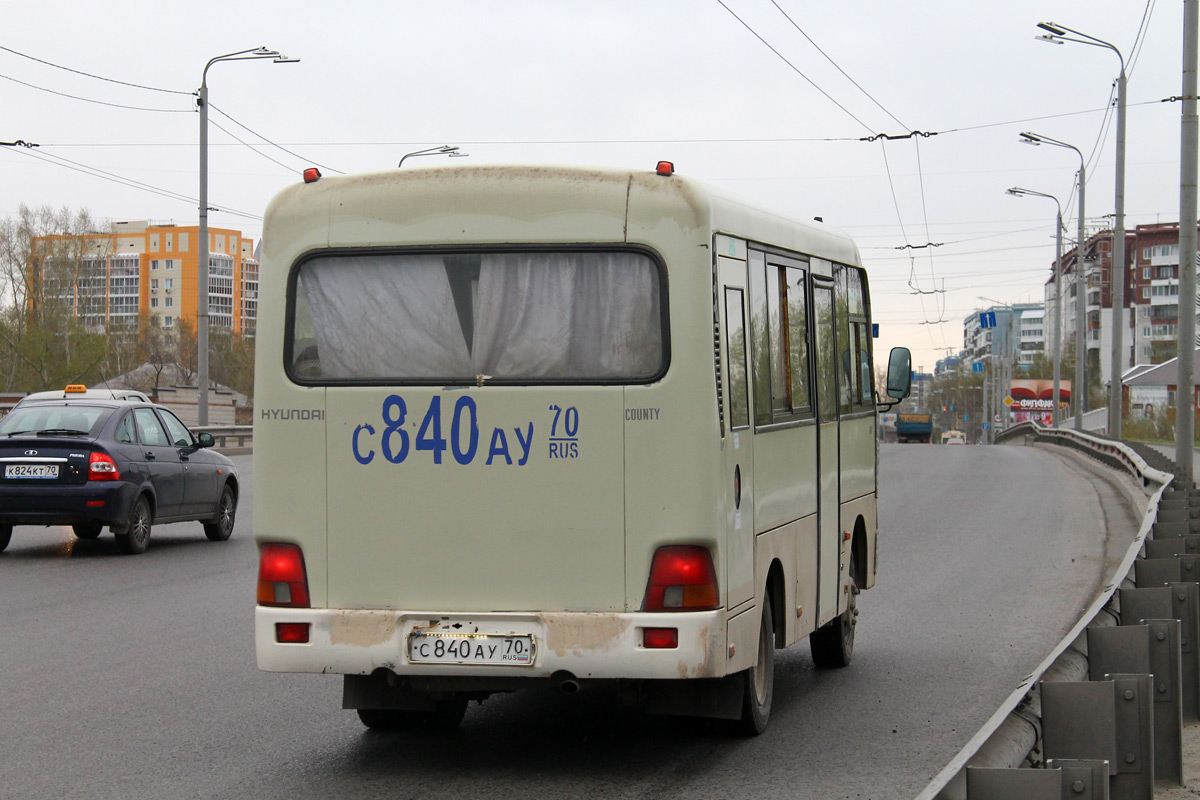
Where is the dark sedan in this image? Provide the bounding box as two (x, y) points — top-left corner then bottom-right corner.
(0, 398), (239, 554)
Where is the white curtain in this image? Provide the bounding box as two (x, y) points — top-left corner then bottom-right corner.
(298, 251), (662, 380)
(300, 255), (471, 379)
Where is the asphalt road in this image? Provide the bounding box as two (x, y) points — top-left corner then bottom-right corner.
(0, 442), (1138, 800)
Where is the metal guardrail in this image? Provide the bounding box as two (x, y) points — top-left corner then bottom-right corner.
(194, 425), (253, 450)
(918, 420), (1176, 799)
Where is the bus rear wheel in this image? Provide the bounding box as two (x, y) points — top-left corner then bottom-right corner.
(727, 594), (774, 736)
(356, 697), (468, 731)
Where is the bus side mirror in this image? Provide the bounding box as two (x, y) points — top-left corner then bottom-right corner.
(877, 347), (912, 411)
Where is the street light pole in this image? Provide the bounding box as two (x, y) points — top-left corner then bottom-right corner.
(1037, 21), (1128, 439)
(197, 47), (297, 426)
(1021, 132), (1086, 430)
(1007, 188), (1065, 426)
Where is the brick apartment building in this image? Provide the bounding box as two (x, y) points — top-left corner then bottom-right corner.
(1045, 221), (1200, 386)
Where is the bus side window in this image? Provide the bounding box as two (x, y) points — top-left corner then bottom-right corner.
(847, 267), (873, 406)
(836, 265), (874, 410)
(834, 266), (855, 414)
(748, 250), (772, 427)
(812, 286), (837, 424)
(785, 267), (811, 413)
(724, 288), (750, 430)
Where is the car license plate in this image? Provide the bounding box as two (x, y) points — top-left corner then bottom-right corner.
(4, 464), (58, 479)
(408, 633), (535, 665)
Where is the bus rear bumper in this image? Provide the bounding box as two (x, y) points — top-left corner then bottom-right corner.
(255, 607), (726, 680)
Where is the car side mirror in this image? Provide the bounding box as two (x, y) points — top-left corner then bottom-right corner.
(197, 432), (215, 448)
(877, 347), (912, 411)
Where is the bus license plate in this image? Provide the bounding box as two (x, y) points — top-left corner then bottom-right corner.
(409, 633), (534, 666)
(5, 464), (58, 479)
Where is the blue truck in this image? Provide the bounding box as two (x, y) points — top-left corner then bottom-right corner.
(895, 413), (933, 444)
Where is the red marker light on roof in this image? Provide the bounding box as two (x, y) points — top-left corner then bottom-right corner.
(656, 161), (674, 176)
(303, 167), (322, 184)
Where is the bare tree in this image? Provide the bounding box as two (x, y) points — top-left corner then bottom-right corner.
(0, 204), (111, 391)
(138, 311), (177, 393)
(175, 315), (197, 384)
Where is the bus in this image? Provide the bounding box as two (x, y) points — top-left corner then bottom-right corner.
(941, 430), (967, 445)
(253, 163), (911, 735)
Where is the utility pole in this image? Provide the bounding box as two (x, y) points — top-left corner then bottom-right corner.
(1178, 0), (1198, 478)
(983, 358), (991, 445)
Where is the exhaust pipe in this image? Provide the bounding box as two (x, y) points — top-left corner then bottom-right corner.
(552, 671), (581, 694)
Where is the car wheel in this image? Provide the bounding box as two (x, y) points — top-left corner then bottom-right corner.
(0, 524), (11, 552)
(810, 551), (859, 669)
(356, 697), (468, 731)
(72, 523), (104, 540)
(726, 594), (775, 736)
(202, 485), (236, 542)
(115, 496), (152, 555)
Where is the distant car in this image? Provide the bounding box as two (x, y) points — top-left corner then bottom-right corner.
(0, 395), (238, 554)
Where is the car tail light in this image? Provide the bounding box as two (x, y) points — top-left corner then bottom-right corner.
(642, 628), (678, 649)
(257, 543), (310, 608)
(88, 452), (120, 481)
(642, 545), (720, 611)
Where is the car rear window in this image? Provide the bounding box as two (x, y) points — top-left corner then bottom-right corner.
(288, 249), (666, 384)
(0, 405), (111, 436)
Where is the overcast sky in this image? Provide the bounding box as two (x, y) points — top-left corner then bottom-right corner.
(0, 0), (1192, 371)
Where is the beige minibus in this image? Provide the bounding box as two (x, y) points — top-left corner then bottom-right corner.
(253, 163), (911, 735)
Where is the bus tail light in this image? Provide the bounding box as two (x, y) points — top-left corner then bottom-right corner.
(276, 622), (311, 643)
(88, 452), (120, 481)
(642, 545), (719, 611)
(643, 628), (678, 649)
(257, 543), (310, 608)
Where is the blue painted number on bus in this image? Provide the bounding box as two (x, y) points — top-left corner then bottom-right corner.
(351, 395), (535, 467)
(547, 404), (579, 459)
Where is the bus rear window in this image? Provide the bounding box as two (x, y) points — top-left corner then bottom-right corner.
(289, 250), (665, 383)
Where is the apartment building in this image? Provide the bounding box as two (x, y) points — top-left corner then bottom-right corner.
(31, 221), (259, 338)
(963, 302), (1045, 365)
(1043, 222), (1198, 383)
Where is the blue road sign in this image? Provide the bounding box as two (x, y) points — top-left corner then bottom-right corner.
(973, 362), (983, 373)
(983, 422), (990, 430)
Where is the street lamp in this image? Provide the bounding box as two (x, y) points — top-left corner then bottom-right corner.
(197, 47), (298, 426)
(398, 145), (468, 168)
(1021, 131), (1087, 431)
(1037, 21), (1128, 439)
(1008, 187), (1065, 427)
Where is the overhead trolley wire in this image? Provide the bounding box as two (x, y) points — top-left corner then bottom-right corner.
(0, 44), (191, 95)
(6, 146), (264, 221)
(0, 72), (191, 113)
(714, 0), (875, 132)
(766, 0), (907, 130)
(209, 103), (344, 175)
